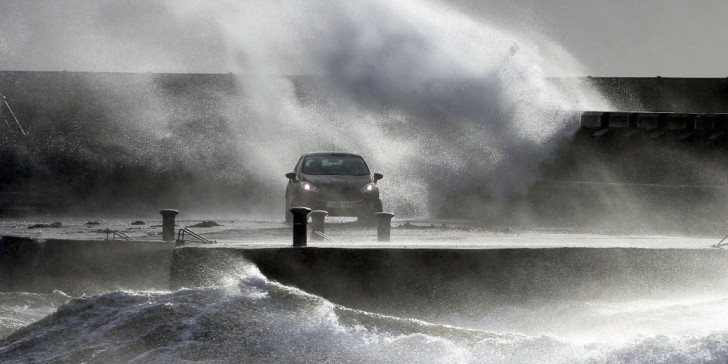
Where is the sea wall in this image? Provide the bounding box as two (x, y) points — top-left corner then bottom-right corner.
(1, 72), (726, 116)
(0, 236), (174, 295)
(4, 235), (728, 318)
(585, 77), (728, 113)
(171, 246), (728, 318)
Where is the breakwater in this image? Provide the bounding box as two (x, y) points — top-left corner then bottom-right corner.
(3, 235), (727, 318)
(171, 245), (728, 318)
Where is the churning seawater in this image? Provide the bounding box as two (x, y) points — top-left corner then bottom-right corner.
(2, 258), (728, 364)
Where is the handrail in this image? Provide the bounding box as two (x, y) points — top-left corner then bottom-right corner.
(712, 233), (728, 249)
(312, 231), (336, 243)
(0, 92), (26, 137)
(177, 227), (216, 244)
(103, 229), (134, 241)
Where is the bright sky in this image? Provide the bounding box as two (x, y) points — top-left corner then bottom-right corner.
(0, 0), (726, 76)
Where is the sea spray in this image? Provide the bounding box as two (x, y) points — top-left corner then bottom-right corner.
(0, 291), (70, 338)
(163, 0), (611, 215)
(0, 0), (609, 217)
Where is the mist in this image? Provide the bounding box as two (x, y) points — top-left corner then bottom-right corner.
(166, 1), (611, 215)
(0, 0), (612, 219)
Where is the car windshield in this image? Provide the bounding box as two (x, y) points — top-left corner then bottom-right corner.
(302, 155), (370, 176)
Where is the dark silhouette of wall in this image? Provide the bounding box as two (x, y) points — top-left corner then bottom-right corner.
(5, 234), (727, 319)
(585, 77), (728, 113)
(171, 245), (728, 319)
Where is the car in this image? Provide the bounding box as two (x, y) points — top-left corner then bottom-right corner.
(285, 152), (384, 222)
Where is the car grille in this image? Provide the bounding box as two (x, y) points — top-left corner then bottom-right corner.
(317, 186), (362, 202)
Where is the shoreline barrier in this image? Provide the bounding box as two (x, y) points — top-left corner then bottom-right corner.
(170, 245), (728, 318)
(3, 235), (728, 318)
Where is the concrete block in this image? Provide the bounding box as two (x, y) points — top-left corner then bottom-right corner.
(694, 114), (715, 130)
(608, 112), (634, 128)
(713, 114), (728, 130)
(665, 113), (692, 130)
(636, 113), (665, 129)
(581, 112), (605, 129)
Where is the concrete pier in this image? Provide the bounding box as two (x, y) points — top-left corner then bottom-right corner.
(3, 232), (728, 318)
(170, 245), (728, 317)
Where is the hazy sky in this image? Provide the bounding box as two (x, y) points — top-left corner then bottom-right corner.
(449, 0), (728, 77)
(0, 0), (725, 76)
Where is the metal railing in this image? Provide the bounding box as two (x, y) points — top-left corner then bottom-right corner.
(103, 229), (134, 241)
(177, 228), (216, 244)
(0, 92), (26, 138)
(712, 233), (728, 249)
(312, 231), (336, 243)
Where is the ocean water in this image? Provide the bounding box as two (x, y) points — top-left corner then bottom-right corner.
(2, 258), (728, 363)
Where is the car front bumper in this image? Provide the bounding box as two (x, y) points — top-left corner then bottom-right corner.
(295, 195), (378, 217)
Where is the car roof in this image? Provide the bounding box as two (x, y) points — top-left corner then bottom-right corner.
(301, 152), (364, 158)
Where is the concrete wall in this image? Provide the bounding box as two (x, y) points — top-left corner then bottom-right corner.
(0, 236), (174, 295)
(5, 234), (728, 319)
(1, 72), (727, 115)
(586, 77), (728, 113)
(171, 246), (728, 319)
(1, 72), (727, 114)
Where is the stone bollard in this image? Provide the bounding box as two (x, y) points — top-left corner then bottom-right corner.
(309, 210), (328, 241)
(160, 209), (179, 242)
(290, 207), (312, 247)
(375, 212), (395, 242)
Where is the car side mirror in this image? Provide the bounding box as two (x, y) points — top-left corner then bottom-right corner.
(285, 172), (297, 181)
(373, 173), (383, 183)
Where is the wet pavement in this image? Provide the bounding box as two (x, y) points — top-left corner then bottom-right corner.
(0, 217), (721, 250)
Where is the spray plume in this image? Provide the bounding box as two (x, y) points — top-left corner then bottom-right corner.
(161, 0), (609, 215)
(1, 0), (609, 217)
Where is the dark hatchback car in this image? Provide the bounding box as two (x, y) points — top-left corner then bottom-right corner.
(285, 152), (383, 222)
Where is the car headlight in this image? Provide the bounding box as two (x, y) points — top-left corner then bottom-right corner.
(361, 183), (377, 193)
(301, 182), (318, 192)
